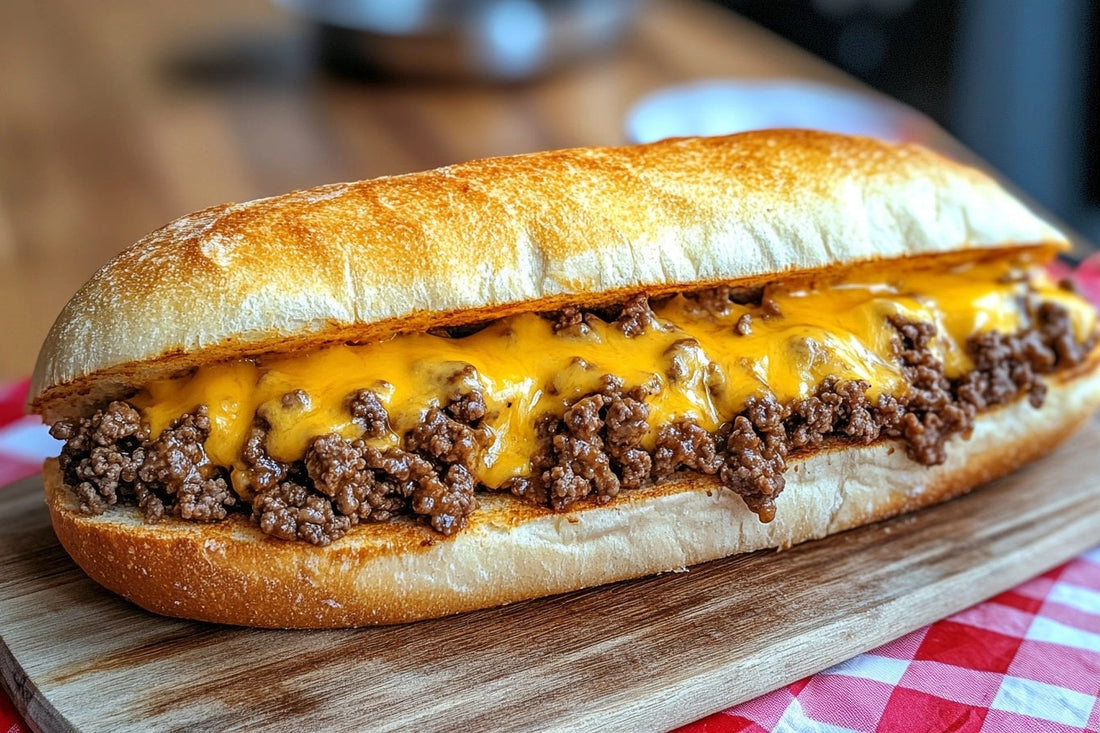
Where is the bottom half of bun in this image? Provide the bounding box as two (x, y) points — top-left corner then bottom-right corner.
(45, 363), (1100, 628)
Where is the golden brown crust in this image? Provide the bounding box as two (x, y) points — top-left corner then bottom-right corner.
(31, 130), (1095, 628)
(29, 131), (1067, 421)
(44, 358), (1100, 628)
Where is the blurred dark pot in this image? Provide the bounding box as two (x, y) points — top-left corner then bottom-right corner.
(277, 0), (649, 81)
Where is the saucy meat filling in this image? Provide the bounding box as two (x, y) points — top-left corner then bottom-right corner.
(50, 274), (1097, 545)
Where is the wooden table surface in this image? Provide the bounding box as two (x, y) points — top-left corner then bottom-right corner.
(0, 0), (869, 382)
(7, 0), (1084, 386)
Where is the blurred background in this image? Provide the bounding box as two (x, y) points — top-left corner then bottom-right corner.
(0, 0), (1096, 381)
(720, 0), (1098, 257)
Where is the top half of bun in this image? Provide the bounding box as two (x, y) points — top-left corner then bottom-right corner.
(30, 130), (1068, 422)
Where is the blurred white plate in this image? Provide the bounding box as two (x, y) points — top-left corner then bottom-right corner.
(626, 80), (934, 144)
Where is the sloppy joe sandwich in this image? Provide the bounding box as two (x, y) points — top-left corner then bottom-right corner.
(29, 130), (1100, 627)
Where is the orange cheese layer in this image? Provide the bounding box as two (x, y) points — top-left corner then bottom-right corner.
(134, 263), (1097, 489)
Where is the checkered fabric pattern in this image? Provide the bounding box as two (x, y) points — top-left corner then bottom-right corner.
(677, 551), (1100, 733)
(0, 694), (24, 733)
(0, 379), (52, 489)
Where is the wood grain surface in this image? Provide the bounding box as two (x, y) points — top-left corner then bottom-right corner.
(0, 0), (862, 382)
(1, 415), (1098, 732)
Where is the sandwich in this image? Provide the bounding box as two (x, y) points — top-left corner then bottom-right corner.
(29, 130), (1100, 628)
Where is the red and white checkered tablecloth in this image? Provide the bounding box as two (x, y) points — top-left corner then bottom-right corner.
(678, 555), (1100, 733)
(2, 255), (1100, 732)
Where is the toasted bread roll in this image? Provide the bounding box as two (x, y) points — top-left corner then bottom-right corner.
(30, 130), (1100, 627)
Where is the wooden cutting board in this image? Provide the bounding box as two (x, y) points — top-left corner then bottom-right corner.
(2, 416), (1099, 733)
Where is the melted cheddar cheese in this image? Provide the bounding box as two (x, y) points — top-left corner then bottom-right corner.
(134, 263), (1097, 491)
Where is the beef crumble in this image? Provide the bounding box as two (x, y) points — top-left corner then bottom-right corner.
(51, 400), (148, 515)
(684, 284), (765, 316)
(136, 407), (235, 522)
(50, 294), (1095, 544)
(247, 415), (481, 543)
(551, 294), (655, 337)
(348, 389), (389, 438)
(52, 404), (234, 522)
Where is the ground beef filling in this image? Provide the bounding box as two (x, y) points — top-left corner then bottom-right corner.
(51, 404), (235, 523)
(50, 295), (1094, 545)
